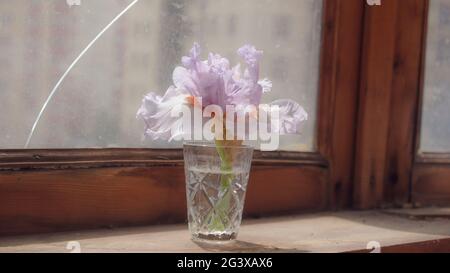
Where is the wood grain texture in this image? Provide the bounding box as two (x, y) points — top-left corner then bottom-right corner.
(0, 165), (327, 236)
(384, 0), (427, 205)
(0, 149), (327, 170)
(412, 164), (450, 206)
(353, 0), (399, 209)
(318, 0), (364, 209)
(384, 207), (450, 220)
(375, 238), (450, 253)
(353, 0), (429, 209)
(1, 211), (449, 253)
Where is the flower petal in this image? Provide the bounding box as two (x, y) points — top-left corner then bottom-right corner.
(181, 42), (201, 69)
(208, 53), (230, 74)
(237, 44), (263, 81)
(173, 66), (199, 96)
(258, 78), (272, 93)
(269, 99), (308, 135)
(136, 87), (190, 140)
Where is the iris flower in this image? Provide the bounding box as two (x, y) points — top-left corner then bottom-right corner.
(137, 43), (307, 143)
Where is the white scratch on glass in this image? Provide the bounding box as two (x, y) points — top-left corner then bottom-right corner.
(24, 0), (140, 148)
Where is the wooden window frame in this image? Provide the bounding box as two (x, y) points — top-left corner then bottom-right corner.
(412, 0), (450, 206)
(0, 0), (364, 236)
(352, 0), (427, 208)
(353, 0), (450, 209)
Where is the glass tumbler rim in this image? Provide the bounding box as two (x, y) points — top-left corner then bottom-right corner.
(183, 141), (254, 150)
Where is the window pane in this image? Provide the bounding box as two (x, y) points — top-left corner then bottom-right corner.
(0, 0), (322, 151)
(421, 0), (450, 153)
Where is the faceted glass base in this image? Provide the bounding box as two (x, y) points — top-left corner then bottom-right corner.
(192, 231), (237, 242)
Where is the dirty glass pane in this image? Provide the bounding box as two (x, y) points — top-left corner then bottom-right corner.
(420, 0), (450, 153)
(0, 0), (322, 150)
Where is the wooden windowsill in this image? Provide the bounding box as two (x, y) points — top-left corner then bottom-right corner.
(0, 210), (449, 253)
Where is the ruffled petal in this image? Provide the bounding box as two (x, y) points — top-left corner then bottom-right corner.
(258, 78), (272, 93)
(181, 42), (201, 69)
(136, 86), (190, 140)
(237, 44), (263, 81)
(225, 44), (265, 106)
(173, 66), (199, 96)
(208, 53), (230, 75)
(268, 99), (308, 135)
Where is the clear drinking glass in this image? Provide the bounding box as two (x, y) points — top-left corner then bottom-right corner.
(183, 142), (254, 243)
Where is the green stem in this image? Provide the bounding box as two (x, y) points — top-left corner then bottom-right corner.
(207, 141), (234, 232)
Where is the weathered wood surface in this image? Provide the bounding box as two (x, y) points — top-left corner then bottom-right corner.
(1, 211), (449, 253)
